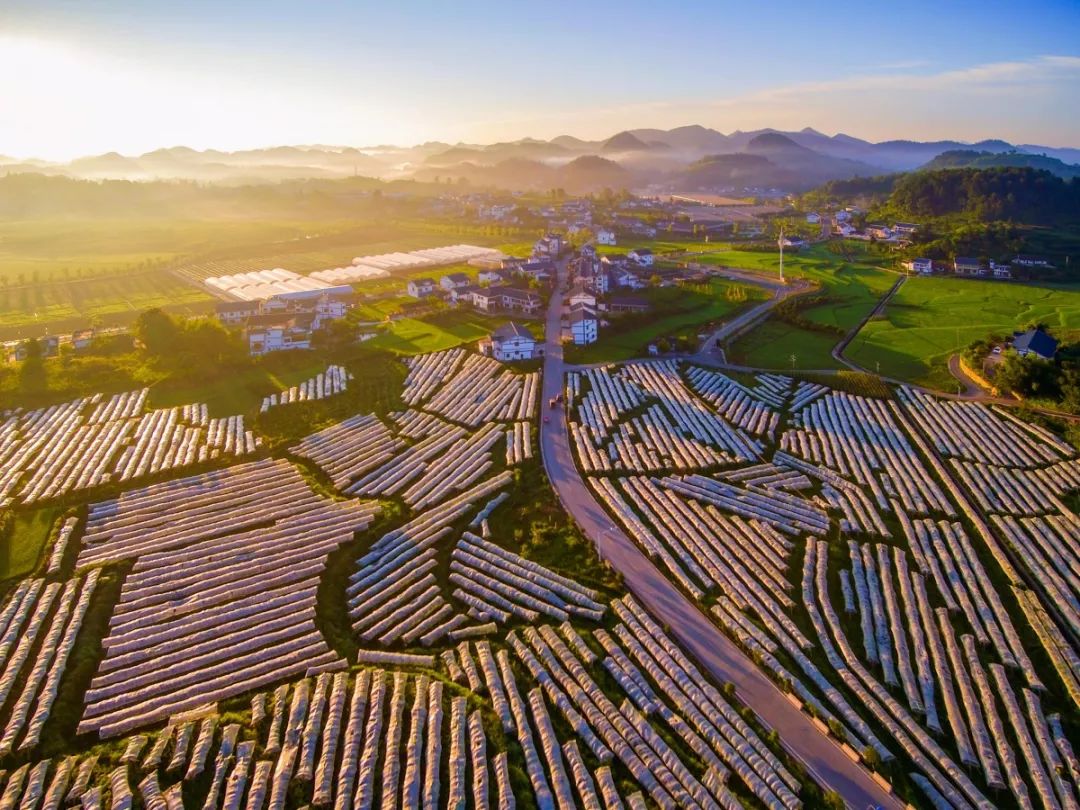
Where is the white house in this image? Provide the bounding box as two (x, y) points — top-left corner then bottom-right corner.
(628, 248), (654, 267)
(805, 213), (821, 224)
(596, 228), (617, 246)
(905, 258), (933, 275)
(990, 261), (1013, 279)
(440, 272), (471, 291)
(484, 322), (537, 362)
(533, 233), (563, 258)
(407, 278), (436, 298)
(835, 223), (857, 237)
(954, 257), (984, 276)
(569, 308), (598, 345)
(246, 315), (314, 356)
(478, 269), (509, 285)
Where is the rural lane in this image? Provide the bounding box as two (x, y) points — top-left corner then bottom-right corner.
(538, 260), (901, 810)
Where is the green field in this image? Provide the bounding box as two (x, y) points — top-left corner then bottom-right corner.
(364, 309), (540, 356)
(0, 272), (217, 334)
(727, 320), (847, 371)
(846, 276), (1080, 389)
(0, 217), (531, 339)
(567, 278), (766, 364)
(716, 244), (897, 368)
(147, 352), (335, 416)
(1, 507), (59, 580)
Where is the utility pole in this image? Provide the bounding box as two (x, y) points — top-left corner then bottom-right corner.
(778, 226), (785, 283)
(790, 353), (797, 370)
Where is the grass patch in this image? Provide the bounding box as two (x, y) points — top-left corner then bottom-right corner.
(727, 319), (846, 371)
(364, 309), (537, 356)
(0, 506), (60, 580)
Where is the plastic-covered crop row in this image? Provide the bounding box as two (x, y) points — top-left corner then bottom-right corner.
(261, 365), (352, 412)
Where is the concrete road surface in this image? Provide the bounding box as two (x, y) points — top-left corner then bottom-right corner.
(538, 259), (902, 810)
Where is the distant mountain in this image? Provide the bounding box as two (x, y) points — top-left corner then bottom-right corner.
(679, 154), (791, 189)
(6, 126), (1077, 193)
(741, 133), (879, 187)
(745, 133), (814, 154)
(424, 146), (486, 166)
(550, 134), (597, 150)
(558, 155), (632, 188)
(602, 131), (657, 153)
(411, 153), (632, 193)
(629, 125), (731, 153)
(1017, 145), (1080, 166)
(920, 150), (1080, 179)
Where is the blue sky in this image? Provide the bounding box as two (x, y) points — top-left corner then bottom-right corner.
(2, 0), (1078, 158)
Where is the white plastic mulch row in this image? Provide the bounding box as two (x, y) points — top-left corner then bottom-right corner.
(504, 421), (532, 466)
(0, 388), (256, 508)
(995, 513), (1080, 639)
(75, 459), (378, 738)
(449, 532), (605, 626)
(0, 570), (99, 755)
(422, 353), (538, 426)
(569, 362), (762, 473)
(290, 413), (402, 489)
(685, 366), (783, 437)
(261, 365), (352, 412)
(895, 512), (1037, 683)
(780, 391), (954, 517)
(897, 390), (1080, 717)
(899, 386), (1073, 467)
(401, 349), (465, 406)
(347, 472), (513, 646)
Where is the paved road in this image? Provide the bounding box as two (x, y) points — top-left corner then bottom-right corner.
(538, 262), (901, 810)
(947, 354), (988, 399)
(697, 277), (812, 358)
(832, 275), (906, 370)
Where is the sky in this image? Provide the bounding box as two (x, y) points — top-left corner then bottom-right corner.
(1, 0), (1078, 160)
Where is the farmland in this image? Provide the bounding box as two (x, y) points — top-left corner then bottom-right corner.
(567, 277), (767, 364)
(711, 244), (897, 368)
(362, 309), (540, 356)
(0, 216), (529, 339)
(846, 275), (1080, 388)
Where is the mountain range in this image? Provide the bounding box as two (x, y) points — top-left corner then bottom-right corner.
(2, 127), (1078, 193)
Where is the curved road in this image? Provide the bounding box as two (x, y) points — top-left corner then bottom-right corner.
(539, 262), (901, 810)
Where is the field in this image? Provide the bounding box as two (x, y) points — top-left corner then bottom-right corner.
(726, 320), (847, 371)
(714, 244), (897, 368)
(847, 275), (1080, 389)
(1, 506), (59, 580)
(567, 278), (766, 364)
(146, 351), (335, 416)
(0, 217), (532, 340)
(363, 309), (539, 355)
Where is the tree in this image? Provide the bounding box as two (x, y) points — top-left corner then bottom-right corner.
(132, 308), (179, 356)
(18, 338), (46, 394)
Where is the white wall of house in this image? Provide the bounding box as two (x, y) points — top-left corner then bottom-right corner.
(493, 336), (536, 361)
(571, 319), (598, 345)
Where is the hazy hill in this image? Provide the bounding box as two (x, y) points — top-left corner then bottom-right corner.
(920, 149), (1080, 179)
(602, 131), (657, 153)
(5, 125), (1077, 193)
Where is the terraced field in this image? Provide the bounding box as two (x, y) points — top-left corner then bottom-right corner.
(846, 276), (1080, 389)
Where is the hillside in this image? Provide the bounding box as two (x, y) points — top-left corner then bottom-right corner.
(887, 166), (1080, 223)
(5, 126), (1077, 194)
(920, 149), (1080, 179)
